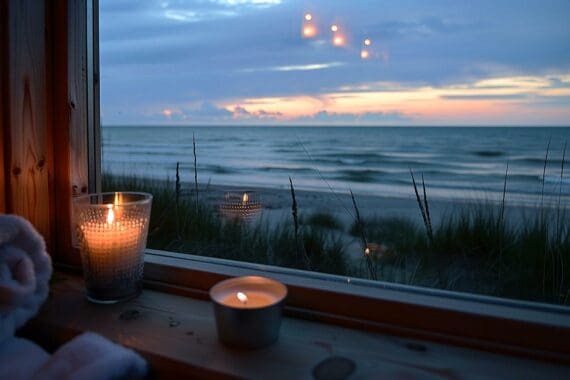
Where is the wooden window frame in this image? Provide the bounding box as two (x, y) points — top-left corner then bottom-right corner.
(1, 0), (568, 364)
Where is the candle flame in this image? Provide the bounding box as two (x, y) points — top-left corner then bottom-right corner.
(242, 193), (249, 203)
(114, 192), (122, 206)
(236, 291), (248, 304)
(106, 205), (115, 224)
(364, 247), (370, 256)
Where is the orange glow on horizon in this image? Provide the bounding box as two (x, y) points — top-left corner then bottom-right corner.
(220, 75), (570, 124)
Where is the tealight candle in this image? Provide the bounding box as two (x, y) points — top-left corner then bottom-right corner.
(73, 192), (152, 303)
(210, 276), (287, 349)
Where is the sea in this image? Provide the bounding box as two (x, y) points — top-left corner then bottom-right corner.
(102, 126), (570, 206)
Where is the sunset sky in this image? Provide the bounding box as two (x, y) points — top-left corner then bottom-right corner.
(100, 0), (570, 126)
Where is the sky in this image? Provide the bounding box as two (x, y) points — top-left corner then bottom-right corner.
(100, 0), (570, 126)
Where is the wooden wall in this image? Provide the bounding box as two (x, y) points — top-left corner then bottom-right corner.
(1, 0), (91, 263)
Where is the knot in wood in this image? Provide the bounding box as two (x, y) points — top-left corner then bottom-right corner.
(119, 309), (141, 321)
(312, 356), (356, 380)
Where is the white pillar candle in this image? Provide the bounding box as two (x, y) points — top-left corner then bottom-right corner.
(74, 192), (152, 303)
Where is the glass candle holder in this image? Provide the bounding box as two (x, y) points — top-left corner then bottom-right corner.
(73, 192), (152, 304)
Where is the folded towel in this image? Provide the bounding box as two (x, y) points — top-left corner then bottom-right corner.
(33, 332), (148, 380)
(0, 336), (50, 380)
(0, 215), (52, 342)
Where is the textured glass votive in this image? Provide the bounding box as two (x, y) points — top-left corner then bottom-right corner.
(73, 192), (152, 304)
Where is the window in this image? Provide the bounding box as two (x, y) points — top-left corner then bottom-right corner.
(98, 0), (570, 309)
(1, 0), (567, 359)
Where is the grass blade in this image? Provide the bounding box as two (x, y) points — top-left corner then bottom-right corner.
(421, 173), (433, 242)
(410, 169), (431, 244)
(193, 133), (199, 213)
(350, 190), (376, 281)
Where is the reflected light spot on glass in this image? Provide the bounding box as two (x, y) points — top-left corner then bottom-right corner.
(333, 35), (345, 46)
(331, 24), (338, 32)
(364, 38), (371, 46)
(303, 25), (316, 38)
(304, 13), (312, 21)
(360, 49), (369, 59)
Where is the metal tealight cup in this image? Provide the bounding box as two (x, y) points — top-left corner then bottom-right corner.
(210, 276), (287, 349)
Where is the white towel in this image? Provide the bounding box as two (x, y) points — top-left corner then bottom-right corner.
(0, 215), (52, 342)
(32, 332), (148, 380)
(0, 215), (148, 379)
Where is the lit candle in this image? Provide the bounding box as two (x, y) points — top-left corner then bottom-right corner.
(210, 276), (287, 349)
(221, 290), (277, 308)
(74, 192), (152, 303)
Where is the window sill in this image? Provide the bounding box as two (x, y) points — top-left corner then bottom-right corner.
(142, 249), (570, 362)
(22, 272), (569, 379)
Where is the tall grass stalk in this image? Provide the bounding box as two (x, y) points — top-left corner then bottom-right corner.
(289, 177), (300, 258)
(350, 190), (376, 281)
(410, 169), (433, 244)
(541, 137), (551, 218)
(175, 162), (182, 239)
(193, 133), (199, 213)
(297, 136), (355, 219)
(421, 173), (433, 240)
(498, 161), (509, 278)
(289, 177), (310, 267)
(557, 141), (567, 300)
(556, 141), (567, 244)
(540, 138), (551, 296)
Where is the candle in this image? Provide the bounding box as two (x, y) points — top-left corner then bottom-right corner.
(210, 276), (287, 349)
(221, 290), (276, 308)
(74, 192), (152, 303)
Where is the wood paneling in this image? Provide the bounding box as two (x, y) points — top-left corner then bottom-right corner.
(0, 0), (8, 212)
(5, 0), (53, 245)
(51, 0), (89, 263)
(1, 0), (91, 260)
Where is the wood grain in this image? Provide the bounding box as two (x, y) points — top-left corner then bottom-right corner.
(0, 0), (7, 212)
(23, 274), (570, 379)
(5, 0), (53, 245)
(50, 0), (89, 263)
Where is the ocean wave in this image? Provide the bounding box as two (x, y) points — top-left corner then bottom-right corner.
(472, 150), (505, 157)
(334, 169), (386, 183)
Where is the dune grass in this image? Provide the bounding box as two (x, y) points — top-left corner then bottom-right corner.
(349, 202), (569, 304)
(103, 171), (569, 305)
(102, 173), (352, 276)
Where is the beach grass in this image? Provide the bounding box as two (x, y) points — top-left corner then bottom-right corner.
(103, 172), (569, 305)
(102, 173), (352, 276)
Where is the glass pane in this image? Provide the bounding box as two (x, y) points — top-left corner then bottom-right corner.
(99, 0), (570, 306)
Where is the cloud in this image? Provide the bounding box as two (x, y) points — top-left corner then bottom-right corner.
(99, 0), (570, 125)
(240, 62), (345, 73)
(292, 110), (409, 124)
